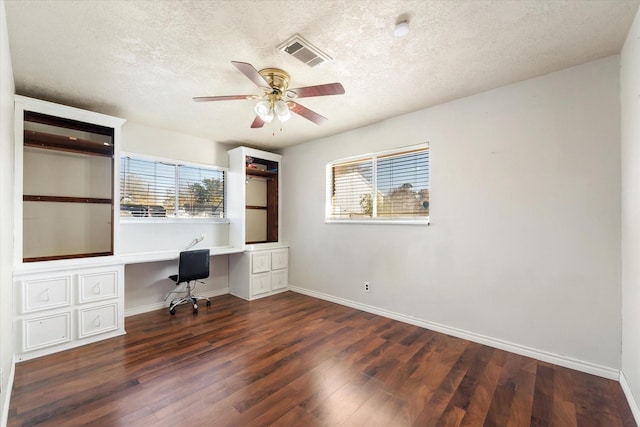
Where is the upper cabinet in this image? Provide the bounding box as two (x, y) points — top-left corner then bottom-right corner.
(228, 147), (282, 249)
(15, 96), (125, 264)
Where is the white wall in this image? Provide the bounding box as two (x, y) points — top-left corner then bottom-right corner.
(621, 8), (640, 420)
(282, 56), (622, 374)
(0, 0), (14, 423)
(120, 122), (231, 314)
(122, 121), (229, 167)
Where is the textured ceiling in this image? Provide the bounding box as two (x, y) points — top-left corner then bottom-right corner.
(4, 0), (639, 149)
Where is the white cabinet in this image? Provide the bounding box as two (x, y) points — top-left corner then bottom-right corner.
(14, 263), (125, 360)
(229, 247), (289, 300)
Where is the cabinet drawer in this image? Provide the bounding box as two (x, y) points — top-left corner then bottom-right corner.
(271, 249), (288, 270)
(251, 272), (271, 296)
(21, 276), (71, 313)
(251, 252), (271, 274)
(271, 269), (288, 290)
(79, 271), (118, 303)
(23, 312), (71, 352)
(78, 303), (118, 339)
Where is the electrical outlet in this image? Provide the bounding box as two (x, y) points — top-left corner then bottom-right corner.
(364, 281), (370, 292)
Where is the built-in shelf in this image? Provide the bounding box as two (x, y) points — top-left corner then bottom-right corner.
(23, 252), (114, 263)
(24, 130), (113, 157)
(246, 167), (277, 178)
(23, 195), (112, 204)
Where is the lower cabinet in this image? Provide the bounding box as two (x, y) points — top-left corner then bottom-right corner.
(14, 263), (125, 361)
(229, 246), (288, 300)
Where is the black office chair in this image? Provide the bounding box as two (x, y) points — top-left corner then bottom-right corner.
(168, 249), (212, 315)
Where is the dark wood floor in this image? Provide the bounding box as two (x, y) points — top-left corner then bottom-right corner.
(8, 292), (636, 427)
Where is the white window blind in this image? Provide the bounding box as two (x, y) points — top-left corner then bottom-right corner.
(177, 165), (224, 218)
(327, 145), (429, 222)
(120, 157), (225, 218)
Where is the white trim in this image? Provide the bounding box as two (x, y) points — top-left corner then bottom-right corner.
(620, 371), (640, 424)
(124, 287), (229, 317)
(289, 285), (620, 380)
(14, 95), (126, 128)
(1, 355), (16, 427)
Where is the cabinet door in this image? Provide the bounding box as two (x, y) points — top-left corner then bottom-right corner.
(21, 276), (71, 313)
(251, 251), (271, 274)
(78, 303), (118, 338)
(251, 272), (271, 296)
(271, 249), (288, 270)
(79, 270), (118, 304)
(271, 269), (288, 291)
(23, 312), (71, 352)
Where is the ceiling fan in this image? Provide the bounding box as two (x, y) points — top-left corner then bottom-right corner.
(193, 61), (345, 128)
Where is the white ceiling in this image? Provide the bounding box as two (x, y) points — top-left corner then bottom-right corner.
(4, 0), (639, 150)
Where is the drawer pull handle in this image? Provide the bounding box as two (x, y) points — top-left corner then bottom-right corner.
(94, 283), (101, 294)
(41, 288), (50, 301)
(94, 315), (101, 327)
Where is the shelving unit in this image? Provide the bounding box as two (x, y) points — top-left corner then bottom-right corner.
(228, 147), (282, 248)
(227, 146), (288, 300)
(14, 95), (126, 360)
(20, 109), (117, 262)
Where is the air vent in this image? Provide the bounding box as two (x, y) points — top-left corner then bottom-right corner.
(277, 34), (332, 67)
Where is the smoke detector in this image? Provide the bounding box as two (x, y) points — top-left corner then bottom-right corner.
(277, 34), (332, 67)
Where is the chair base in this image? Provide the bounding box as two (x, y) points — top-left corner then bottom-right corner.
(168, 280), (211, 315)
(169, 296), (211, 315)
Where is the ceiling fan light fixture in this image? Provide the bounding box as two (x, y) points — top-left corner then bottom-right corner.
(255, 100), (274, 123)
(274, 100), (291, 122)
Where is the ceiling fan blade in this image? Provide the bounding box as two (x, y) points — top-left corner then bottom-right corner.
(193, 95), (256, 102)
(250, 115), (265, 128)
(287, 101), (328, 125)
(287, 83), (345, 99)
(232, 61), (270, 89)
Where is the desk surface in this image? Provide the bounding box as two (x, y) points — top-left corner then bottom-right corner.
(13, 246), (245, 275)
(119, 246), (244, 264)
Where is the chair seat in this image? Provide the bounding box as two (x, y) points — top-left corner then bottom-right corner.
(169, 274), (178, 283)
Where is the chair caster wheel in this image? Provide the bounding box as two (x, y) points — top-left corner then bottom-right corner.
(206, 301), (211, 307)
(170, 308), (176, 315)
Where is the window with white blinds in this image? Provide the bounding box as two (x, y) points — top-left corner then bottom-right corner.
(327, 144), (429, 222)
(120, 156), (225, 219)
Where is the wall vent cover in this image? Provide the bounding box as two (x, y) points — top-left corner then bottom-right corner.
(277, 34), (332, 67)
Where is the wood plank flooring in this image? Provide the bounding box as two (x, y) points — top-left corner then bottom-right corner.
(8, 292), (637, 426)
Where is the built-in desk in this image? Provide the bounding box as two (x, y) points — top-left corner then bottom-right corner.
(119, 246), (244, 264)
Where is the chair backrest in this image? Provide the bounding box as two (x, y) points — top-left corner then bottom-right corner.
(177, 249), (210, 283)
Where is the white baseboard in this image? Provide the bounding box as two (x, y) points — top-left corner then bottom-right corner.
(125, 288), (229, 317)
(289, 286), (619, 380)
(1, 355), (16, 427)
(620, 371), (640, 424)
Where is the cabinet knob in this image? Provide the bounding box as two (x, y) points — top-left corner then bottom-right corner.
(94, 315), (101, 327)
(41, 288), (50, 301)
(94, 283), (101, 294)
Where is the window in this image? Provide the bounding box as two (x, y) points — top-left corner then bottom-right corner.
(120, 156), (225, 219)
(326, 144), (429, 223)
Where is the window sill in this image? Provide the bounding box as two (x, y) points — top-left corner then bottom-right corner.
(120, 217), (230, 225)
(325, 218), (430, 226)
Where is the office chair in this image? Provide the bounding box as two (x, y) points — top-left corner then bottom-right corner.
(167, 249), (212, 315)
